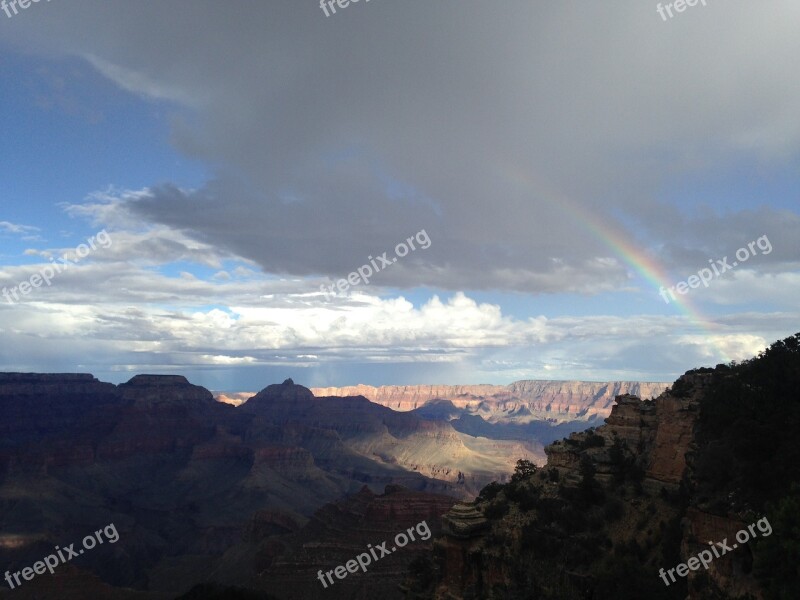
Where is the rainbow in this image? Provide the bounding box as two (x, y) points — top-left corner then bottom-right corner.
(499, 164), (732, 364)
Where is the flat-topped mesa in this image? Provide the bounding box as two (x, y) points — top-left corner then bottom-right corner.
(123, 374), (191, 386)
(117, 374), (215, 407)
(0, 373), (97, 383)
(0, 372), (117, 397)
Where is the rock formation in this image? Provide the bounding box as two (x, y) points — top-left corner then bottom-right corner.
(441, 503), (489, 539)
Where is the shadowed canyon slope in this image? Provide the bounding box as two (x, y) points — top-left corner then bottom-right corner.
(212, 484), (458, 600)
(0, 374), (534, 597)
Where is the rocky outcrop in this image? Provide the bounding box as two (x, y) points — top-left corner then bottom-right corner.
(646, 395), (701, 486)
(118, 374), (216, 409)
(241, 378), (315, 409)
(544, 378), (705, 492)
(312, 380), (670, 423)
(441, 503), (489, 539)
(433, 504), (499, 600)
(0, 373), (122, 435)
(0, 373), (126, 475)
(415, 377), (695, 598)
(96, 375), (223, 460)
(429, 371), (745, 599)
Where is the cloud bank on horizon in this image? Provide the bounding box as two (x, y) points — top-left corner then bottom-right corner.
(0, 0), (798, 390)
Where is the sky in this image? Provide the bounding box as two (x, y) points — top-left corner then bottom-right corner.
(0, 0), (798, 392)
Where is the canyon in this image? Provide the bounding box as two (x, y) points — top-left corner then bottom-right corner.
(313, 380), (670, 423)
(222, 381), (670, 424)
(4, 343), (795, 600)
(414, 333), (800, 600)
(0, 373), (533, 597)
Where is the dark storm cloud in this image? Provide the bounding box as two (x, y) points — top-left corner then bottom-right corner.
(2, 0), (799, 292)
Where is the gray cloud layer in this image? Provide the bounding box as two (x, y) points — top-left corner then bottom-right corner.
(3, 0), (799, 293)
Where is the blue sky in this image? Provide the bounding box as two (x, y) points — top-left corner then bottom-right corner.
(1, 1), (798, 392)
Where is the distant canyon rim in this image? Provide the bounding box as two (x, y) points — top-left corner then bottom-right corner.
(217, 380), (671, 424)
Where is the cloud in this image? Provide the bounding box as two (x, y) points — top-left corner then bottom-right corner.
(0, 221), (40, 236)
(82, 54), (204, 107)
(0, 197), (793, 382)
(1, 0), (797, 294)
(1, 1), (798, 385)
(0, 259), (792, 382)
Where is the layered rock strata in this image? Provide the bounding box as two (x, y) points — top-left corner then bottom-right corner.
(311, 380), (670, 423)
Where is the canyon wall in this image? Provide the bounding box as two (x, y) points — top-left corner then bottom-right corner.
(311, 380), (670, 423)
